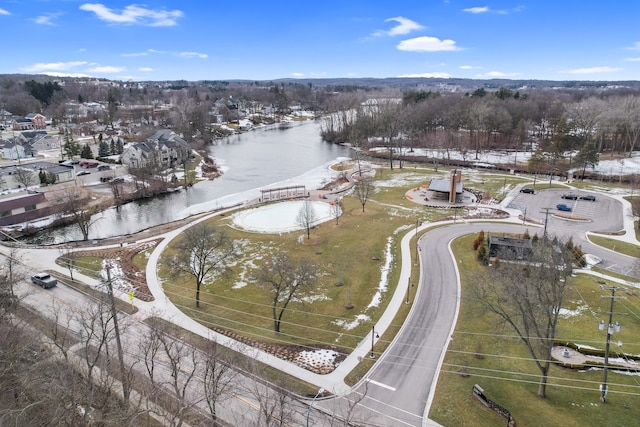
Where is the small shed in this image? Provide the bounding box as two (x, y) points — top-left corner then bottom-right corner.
(488, 236), (533, 260)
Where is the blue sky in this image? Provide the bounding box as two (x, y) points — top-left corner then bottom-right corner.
(2, 1), (640, 82)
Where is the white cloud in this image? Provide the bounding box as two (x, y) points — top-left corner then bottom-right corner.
(562, 66), (621, 74)
(79, 3), (183, 27)
(122, 51), (148, 57)
(626, 42), (640, 50)
(463, 5), (523, 14)
(463, 6), (489, 14)
(22, 61), (87, 72)
(460, 65), (483, 69)
(397, 36), (461, 52)
(372, 17), (424, 37)
(34, 13), (64, 25)
(86, 65), (126, 73)
(290, 71), (327, 78)
(41, 72), (92, 78)
(624, 57), (640, 62)
(139, 67), (154, 72)
(398, 72), (451, 78)
(0, 8), (10, 15)
(136, 49), (207, 59)
(477, 71), (521, 78)
(179, 51), (208, 59)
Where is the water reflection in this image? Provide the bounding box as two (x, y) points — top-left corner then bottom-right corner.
(29, 120), (349, 244)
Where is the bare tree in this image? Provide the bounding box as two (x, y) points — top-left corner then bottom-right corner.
(141, 320), (202, 427)
(172, 221), (237, 308)
(202, 340), (238, 424)
(331, 198), (342, 225)
(472, 237), (574, 397)
(353, 178), (374, 213)
(58, 245), (77, 281)
(296, 199), (318, 240)
(0, 248), (21, 323)
(326, 383), (374, 426)
(60, 186), (101, 241)
(109, 177), (126, 203)
(253, 253), (320, 333)
(13, 167), (37, 189)
(244, 376), (295, 427)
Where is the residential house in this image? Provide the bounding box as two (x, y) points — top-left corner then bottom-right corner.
(214, 97), (238, 110)
(1, 143), (27, 160)
(28, 133), (61, 153)
(12, 113), (47, 130)
(120, 129), (190, 168)
(12, 118), (36, 131)
(25, 113), (46, 129)
(0, 109), (14, 128)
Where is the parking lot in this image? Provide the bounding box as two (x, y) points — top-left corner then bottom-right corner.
(507, 188), (624, 235)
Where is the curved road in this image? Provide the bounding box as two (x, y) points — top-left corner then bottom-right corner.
(350, 222), (530, 426)
(346, 190), (639, 426)
(4, 187), (638, 426)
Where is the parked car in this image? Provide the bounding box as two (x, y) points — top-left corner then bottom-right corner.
(97, 165), (111, 171)
(561, 194), (578, 200)
(31, 272), (57, 289)
(520, 188), (535, 194)
(77, 171), (91, 176)
(79, 160), (99, 168)
(556, 204), (572, 212)
(579, 195), (596, 201)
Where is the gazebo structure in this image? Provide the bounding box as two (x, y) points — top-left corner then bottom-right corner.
(428, 169), (463, 203)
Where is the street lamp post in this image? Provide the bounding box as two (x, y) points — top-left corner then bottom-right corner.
(369, 326), (379, 359)
(306, 387), (325, 427)
(405, 276), (412, 304)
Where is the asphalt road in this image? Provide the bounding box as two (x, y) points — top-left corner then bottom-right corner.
(6, 185), (639, 427)
(341, 186), (639, 426)
(349, 222), (531, 427)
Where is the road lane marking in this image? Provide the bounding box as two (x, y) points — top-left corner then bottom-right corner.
(367, 379), (396, 391)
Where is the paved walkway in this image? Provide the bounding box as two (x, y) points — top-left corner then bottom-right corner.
(6, 167), (639, 427)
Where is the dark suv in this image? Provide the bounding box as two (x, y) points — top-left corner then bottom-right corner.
(31, 272), (57, 289)
(561, 194), (578, 200)
(520, 188), (535, 194)
(579, 195), (596, 201)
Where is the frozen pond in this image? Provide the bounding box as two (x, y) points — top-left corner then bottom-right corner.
(231, 200), (337, 233)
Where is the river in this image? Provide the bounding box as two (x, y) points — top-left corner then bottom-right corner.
(31, 120), (350, 244)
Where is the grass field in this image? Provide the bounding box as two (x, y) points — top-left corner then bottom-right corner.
(154, 166), (528, 354)
(429, 234), (640, 427)
(72, 163), (640, 425)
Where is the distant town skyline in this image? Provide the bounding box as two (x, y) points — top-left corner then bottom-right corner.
(2, 1), (639, 82)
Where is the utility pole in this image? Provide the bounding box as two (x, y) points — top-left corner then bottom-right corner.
(540, 207), (553, 239)
(599, 284), (625, 403)
(105, 264), (131, 407)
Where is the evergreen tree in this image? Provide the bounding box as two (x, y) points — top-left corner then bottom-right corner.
(62, 128), (81, 159)
(116, 138), (124, 154)
(574, 141), (600, 180)
(110, 138), (116, 155)
(98, 140), (110, 157)
(81, 144), (94, 159)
